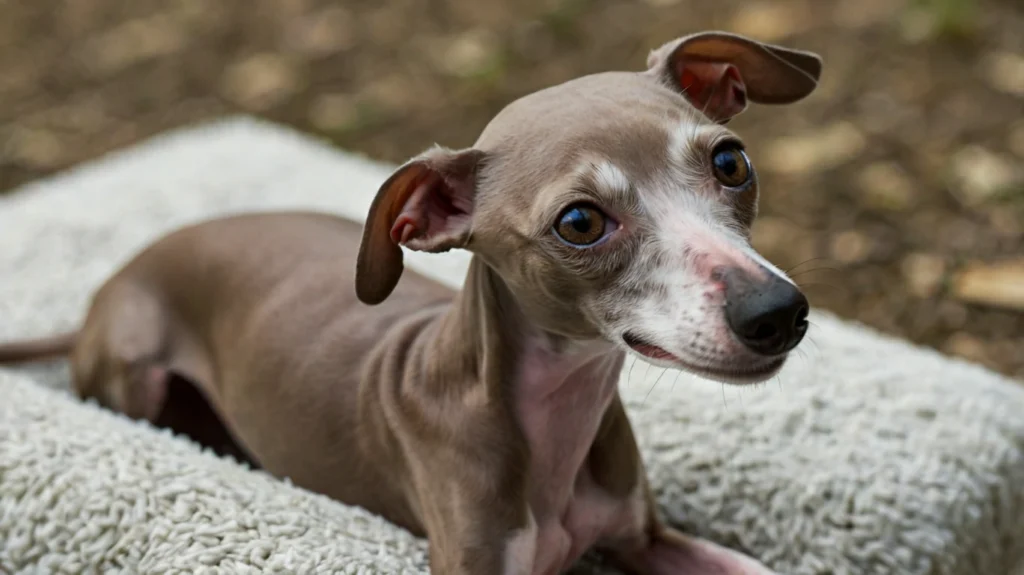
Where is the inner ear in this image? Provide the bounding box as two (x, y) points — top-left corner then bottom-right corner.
(390, 168), (475, 253)
(675, 60), (748, 123)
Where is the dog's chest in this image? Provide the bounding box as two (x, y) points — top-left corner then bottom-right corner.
(512, 340), (635, 572)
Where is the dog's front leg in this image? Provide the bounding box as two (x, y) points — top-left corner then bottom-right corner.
(405, 445), (537, 575)
(609, 524), (777, 575)
(591, 400), (776, 575)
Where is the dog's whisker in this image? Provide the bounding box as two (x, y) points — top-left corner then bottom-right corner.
(788, 266), (843, 279)
(801, 333), (822, 358)
(810, 337), (822, 357)
(793, 281), (848, 294)
(784, 256), (835, 275)
(695, 73), (724, 133)
(701, 75), (722, 119)
(643, 368), (670, 405)
(626, 355), (638, 386)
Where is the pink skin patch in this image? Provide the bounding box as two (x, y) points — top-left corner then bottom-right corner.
(688, 238), (769, 287)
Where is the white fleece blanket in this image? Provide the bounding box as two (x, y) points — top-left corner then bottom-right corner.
(1, 117), (1024, 575)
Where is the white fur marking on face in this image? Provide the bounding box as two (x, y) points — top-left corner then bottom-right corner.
(743, 245), (794, 284)
(667, 120), (717, 166)
(591, 160), (631, 195)
(502, 511), (538, 575)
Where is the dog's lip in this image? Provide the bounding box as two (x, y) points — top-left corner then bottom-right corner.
(622, 332), (785, 384)
(625, 340), (679, 362)
(622, 332), (682, 362)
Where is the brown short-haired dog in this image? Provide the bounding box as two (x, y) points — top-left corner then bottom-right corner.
(0, 31), (819, 574)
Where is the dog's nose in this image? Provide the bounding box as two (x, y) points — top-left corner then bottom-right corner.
(723, 270), (809, 356)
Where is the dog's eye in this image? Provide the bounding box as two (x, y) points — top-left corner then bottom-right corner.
(711, 144), (751, 188)
(553, 203), (610, 247)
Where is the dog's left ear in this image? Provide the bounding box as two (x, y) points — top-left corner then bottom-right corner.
(647, 31), (822, 123)
(356, 146), (485, 305)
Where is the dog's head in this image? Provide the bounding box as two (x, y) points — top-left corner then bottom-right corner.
(356, 31), (821, 384)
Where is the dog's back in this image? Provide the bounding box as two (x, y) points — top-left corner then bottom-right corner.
(31, 211), (452, 530)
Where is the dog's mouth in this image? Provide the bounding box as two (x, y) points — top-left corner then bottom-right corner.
(621, 331), (785, 384)
(622, 332), (678, 362)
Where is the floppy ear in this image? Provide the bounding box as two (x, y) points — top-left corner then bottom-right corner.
(355, 146), (485, 305)
(646, 31), (822, 123)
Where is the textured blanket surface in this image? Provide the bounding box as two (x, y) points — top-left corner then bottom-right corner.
(2, 117), (1024, 575)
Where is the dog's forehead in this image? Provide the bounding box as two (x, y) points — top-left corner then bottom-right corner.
(475, 72), (713, 207)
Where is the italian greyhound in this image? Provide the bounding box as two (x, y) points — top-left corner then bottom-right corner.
(0, 31), (820, 574)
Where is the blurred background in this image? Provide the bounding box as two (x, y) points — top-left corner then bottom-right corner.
(0, 0), (1021, 378)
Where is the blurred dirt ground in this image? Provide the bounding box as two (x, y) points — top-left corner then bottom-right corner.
(1, 0), (1022, 378)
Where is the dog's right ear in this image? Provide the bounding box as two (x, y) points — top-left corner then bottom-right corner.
(646, 31), (822, 123)
(356, 146), (486, 305)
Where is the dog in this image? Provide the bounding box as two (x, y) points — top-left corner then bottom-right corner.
(0, 31), (819, 574)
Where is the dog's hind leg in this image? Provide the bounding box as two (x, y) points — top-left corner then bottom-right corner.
(71, 282), (181, 423)
(72, 280), (253, 464)
(0, 273), (179, 424)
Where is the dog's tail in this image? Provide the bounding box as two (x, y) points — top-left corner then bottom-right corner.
(0, 331), (78, 364)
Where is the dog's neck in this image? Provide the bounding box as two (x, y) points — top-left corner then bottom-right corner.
(431, 257), (622, 399)
(426, 256), (625, 518)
